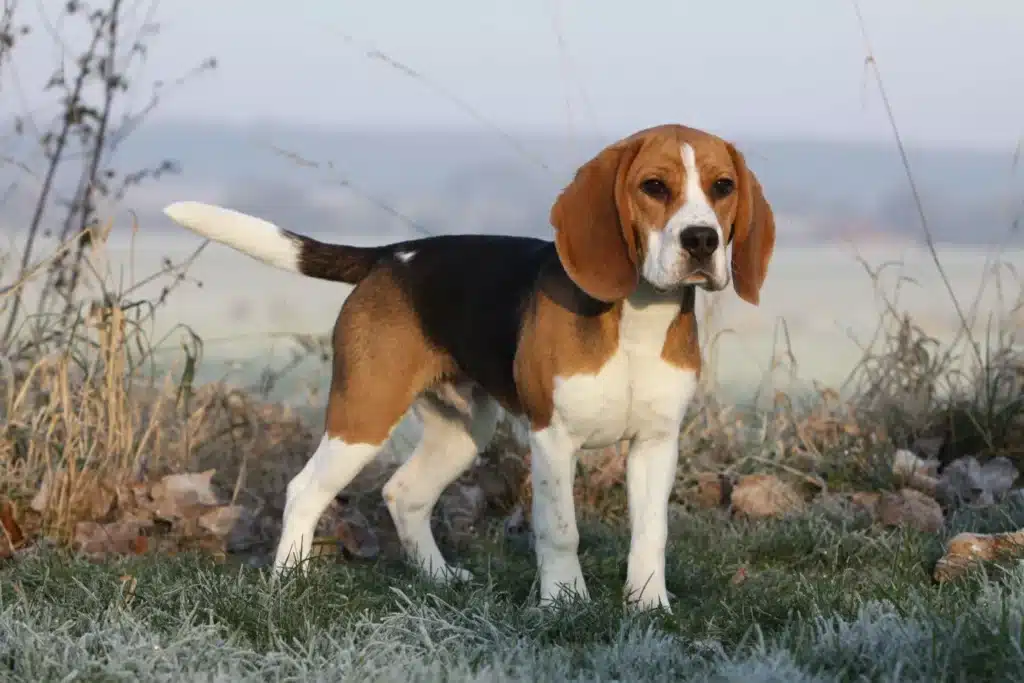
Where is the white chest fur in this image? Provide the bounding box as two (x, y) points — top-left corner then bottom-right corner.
(550, 287), (699, 450)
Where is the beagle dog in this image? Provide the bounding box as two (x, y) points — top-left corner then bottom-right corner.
(162, 123), (775, 612)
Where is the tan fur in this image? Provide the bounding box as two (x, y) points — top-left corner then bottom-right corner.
(550, 139), (645, 303)
(322, 268), (455, 444)
(726, 142), (776, 305)
(660, 286), (702, 372)
(513, 295), (623, 430)
(323, 125), (771, 438)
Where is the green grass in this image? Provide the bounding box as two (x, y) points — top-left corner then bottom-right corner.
(4, 502), (1024, 682)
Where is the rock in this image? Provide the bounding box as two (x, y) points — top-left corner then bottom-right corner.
(981, 457), (1019, 500)
(876, 488), (943, 533)
(149, 470), (220, 520)
(935, 456), (1019, 509)
(934, 530), (1024, 583)
(730, 474), (804, 519)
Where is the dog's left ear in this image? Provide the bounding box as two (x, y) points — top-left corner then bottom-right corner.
(550, 138), (645, 303)
(726, 142), (775, 306)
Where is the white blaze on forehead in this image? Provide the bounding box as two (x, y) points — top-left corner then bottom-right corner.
(678, 143), (717, 226)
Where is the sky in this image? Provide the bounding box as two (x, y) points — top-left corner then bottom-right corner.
(6, 0), (1024, 149)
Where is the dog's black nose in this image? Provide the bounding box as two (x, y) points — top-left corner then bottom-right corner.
(680, 225), (719, 260)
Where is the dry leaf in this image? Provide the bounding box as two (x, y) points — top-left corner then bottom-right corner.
(149, 470), (220, 521)
(74, 520), (152, 559)
(198, 505), (258, 552)
(934, 530), (1024, 582)
(334, 507), (380, 560)
(730, 566), (749, 585)
(119, 574), (138, 606)
(731, 474), (804, 519)
(0, 499), (26, 549)
(689, 472), (732, 509)
(877, 488), (943, 534)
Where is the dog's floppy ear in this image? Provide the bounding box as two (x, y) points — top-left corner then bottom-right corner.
(727, 142), (776, 306)
(550, 138), (644, 303)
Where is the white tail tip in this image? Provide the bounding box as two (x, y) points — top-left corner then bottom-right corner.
(161, 200), (301, 273)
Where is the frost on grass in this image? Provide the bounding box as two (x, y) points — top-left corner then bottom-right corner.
(3, 553), (1024, 682)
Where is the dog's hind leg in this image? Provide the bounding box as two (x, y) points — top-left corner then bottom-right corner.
(273, 274), (450, 577)
(382, 383), (500, 584)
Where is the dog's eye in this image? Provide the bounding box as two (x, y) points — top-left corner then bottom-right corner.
(640, 178), (670, 201)
(710, 178), (735, 200)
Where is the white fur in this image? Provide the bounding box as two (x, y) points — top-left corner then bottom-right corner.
(640, 143), (729, 291)
(163, 201), (302, 273)
(274, 386), (499, 585)
(395, 250), (417, 263)
(531, 284), (699, 610)
(274, 434), (380, 572)
(383, 390), (499, 582)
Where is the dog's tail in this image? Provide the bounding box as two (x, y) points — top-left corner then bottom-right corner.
(162, 201), (386, 285)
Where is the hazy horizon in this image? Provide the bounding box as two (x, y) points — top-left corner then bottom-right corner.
(2, 1), (1022, 410)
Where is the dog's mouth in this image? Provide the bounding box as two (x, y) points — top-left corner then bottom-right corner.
(681, 269), (729, 293)
(681, 271), (710, 286)
(649, 270), (725, 295)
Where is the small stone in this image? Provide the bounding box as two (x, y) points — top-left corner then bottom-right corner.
(980, 456), (1019, 501)
(876, 488), (943, 533)
(936, 456), (1019, 509)
(730, 474), (804, 519)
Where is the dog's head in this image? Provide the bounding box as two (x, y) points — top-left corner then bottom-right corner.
(550, 124), (775, 305)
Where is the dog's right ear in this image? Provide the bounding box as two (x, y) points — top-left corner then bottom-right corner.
(726, 142), (776, 306)
(550, 139), (644, 303)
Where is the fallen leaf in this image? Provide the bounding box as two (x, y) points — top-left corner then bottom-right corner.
(73, 520), (151, 559)
(334, 507), (380, 560)
(119, 574), (138, 606)
(730, 566), (749, 585)
(690, 473), (732, 509)
(149, 470), (220, 521)
(198, 505), (258, 552)
(877, 488), (943, 533)
(310, 537), (340, 559)
(730, 474), (804, 519)
(0, 499), (26, 549)
(850, 492), (881, 516)
(934, 530), (1024, 583)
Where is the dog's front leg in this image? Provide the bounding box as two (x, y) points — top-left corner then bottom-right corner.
(624, 434), (680, 612)
(529, 426), (589, 606)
